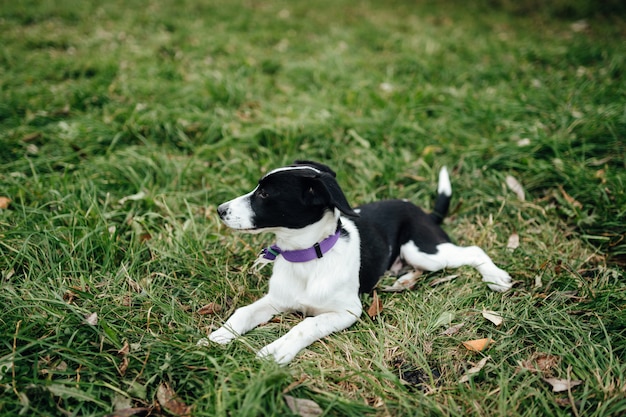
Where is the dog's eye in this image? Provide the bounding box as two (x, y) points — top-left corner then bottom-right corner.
(258, 189), (269, 199)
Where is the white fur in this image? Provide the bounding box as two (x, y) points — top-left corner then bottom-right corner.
(438, 167), (452, 197)
(218, 189), (257, 230)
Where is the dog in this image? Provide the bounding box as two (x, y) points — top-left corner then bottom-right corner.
(198, 160), (512, 364)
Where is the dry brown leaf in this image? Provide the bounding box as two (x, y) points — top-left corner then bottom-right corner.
(518, 352), (560, 375)
(367, 290), (383, 318)
(127, 277), (143, 293)
(459, 356), (490, 383)
(506, 175), (525, 201)
(0, 196), (11, 209)
(544, 377), (582, 393)
(118, 341), (130, 356)
(441, 322), (465, 336)
(157, 382), (192, 417)
(117, 341), (130, 376)
(462, 338), (494, 352)
(535, 353), (560, 373)
(118, 356), (129, 376)
(197, 302), (222, 315)
(482, 309), (503, 326)
(284, 395), (323, 417)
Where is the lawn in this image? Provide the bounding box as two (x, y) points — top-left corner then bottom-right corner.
(1, 0), (625, 415)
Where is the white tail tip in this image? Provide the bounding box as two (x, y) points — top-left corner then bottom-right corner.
(438, 167), (452, 196)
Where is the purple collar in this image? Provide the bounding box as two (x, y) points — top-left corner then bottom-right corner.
(261, 223), (342, 263)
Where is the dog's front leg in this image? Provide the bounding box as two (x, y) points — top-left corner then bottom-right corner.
(257, 308), (360, 365)
(198, 295), (278, 346)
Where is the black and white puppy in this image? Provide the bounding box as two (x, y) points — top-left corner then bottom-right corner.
(199, 161), (512, 364)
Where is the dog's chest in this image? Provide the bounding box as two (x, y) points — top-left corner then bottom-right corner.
(267, 246), (360, 315)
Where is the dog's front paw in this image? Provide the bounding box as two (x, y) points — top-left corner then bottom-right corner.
(483, 268), (513, 292)
(198, 327), (238, 346)
(257, 339), (299, 365)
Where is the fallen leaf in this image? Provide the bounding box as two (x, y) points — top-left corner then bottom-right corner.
(118, 341), (130, 356)
(84, 312), (98, 326)
(157, 383), (192, 417)
(429, 274), (459, 287)
(459, 356), (490, 383)
(506, 175), (525, 201)
(111, 392), (132, 412)
(367, 290), (383, 318)
(118, 356), (129, 376)
(127, 277), (143, 293)
(26, 144), (39, 155)
(433, 311), (455, 328)
(507, 233), (519, 250)
(441, 322), (465, 336)
(462, 338), (494, 352)
(380, 270), (422, 292)
(117, 341), (130, 376)
(535, 353), (560, 373)
(482, 310), (503, 326)
(544, 377), (582, 393)
(518, 352), (560, 374)
(284, 395), (323, 417)
(0, 196), (11, 209)
(197, 302), (222, 315)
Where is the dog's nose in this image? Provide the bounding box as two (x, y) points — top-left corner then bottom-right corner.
(217, 204), (228, 219)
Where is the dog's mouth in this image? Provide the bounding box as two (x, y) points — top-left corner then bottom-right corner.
(223, 223), (263, 234)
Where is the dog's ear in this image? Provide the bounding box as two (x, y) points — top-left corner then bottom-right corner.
(304, 172), (359, 219)
(292, 160), (337, 178)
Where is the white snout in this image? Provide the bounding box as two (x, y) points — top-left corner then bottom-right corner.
(218, 193), (255, 230)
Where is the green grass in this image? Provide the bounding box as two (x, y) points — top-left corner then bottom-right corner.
(1, 0), (625, 415)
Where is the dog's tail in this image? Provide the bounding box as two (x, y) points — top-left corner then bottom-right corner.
(429, 167), (451, 225)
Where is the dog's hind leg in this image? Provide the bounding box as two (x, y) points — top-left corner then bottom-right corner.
(199, 295), (280, 346)
(400, 241), (512, 292)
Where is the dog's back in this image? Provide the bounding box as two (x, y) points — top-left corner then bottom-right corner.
(353, 168), (452, 292)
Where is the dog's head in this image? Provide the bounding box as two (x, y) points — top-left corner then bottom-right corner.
(218, 161), (358, 231)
